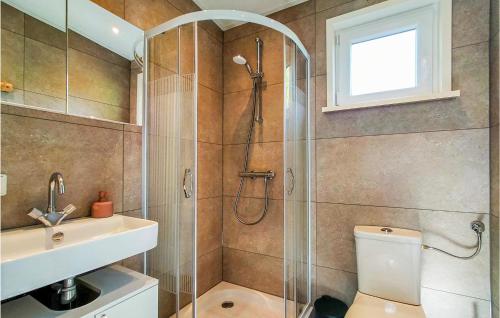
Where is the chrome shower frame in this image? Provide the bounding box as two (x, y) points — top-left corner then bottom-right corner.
(142, 10), (312, 318)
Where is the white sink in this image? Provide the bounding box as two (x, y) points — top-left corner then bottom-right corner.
(1, 215), (158, 300)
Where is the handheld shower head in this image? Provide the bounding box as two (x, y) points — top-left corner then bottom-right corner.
(232, 54), (247, 65)
(233, 54), (253, 75)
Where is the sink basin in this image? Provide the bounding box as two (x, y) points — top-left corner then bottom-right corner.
(1, 215), (157, 300)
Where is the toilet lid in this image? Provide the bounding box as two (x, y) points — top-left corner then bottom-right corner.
(346, 292), (426, 318)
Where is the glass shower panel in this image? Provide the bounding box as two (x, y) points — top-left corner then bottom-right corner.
(284, 36), (311, 318)
(146, 22), (196, 318)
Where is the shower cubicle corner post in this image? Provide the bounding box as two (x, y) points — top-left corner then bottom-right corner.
(192, 20), (199, 318)
(142, 35), (150, 276)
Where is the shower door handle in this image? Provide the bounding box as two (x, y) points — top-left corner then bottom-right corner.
(286, 168), (295, 195)
(183, 168), (193, 198)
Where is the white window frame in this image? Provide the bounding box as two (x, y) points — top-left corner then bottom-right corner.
(324, 0), (459, 112)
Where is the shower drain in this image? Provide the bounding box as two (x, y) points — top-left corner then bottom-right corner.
(221, 301), (234, 309)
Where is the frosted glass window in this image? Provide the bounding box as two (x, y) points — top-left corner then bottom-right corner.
(350, 30), (417, 96)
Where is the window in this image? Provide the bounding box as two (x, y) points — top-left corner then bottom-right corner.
(324, 0), (458, 112)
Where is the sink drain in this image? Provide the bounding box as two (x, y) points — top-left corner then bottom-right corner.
(221, 301), (234, 309)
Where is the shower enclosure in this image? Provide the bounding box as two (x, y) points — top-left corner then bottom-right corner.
(142, 11), (311, 318)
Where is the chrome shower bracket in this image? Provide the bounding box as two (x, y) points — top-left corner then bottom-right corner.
(422, 220), (485, 260)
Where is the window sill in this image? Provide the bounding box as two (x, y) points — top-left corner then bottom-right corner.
(322, 90), (460, 113)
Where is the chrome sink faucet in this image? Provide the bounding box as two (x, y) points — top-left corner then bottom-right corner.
(48, 172), (65, 214)
(28, 172), (76, 227)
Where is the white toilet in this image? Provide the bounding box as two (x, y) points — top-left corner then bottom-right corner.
(346, 226), (426, 318)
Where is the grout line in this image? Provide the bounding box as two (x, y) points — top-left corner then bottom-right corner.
(223, 246), (284, 261)
(198, 195), (224, 201)
(223, 140), (284, 146)
(223, 195), (282, 201)
(2, 110), (125, 131)
(197, 195), (223, 201)
(314, 264), (357, 275)
(224, 81), (284, 95)
(452, 39), (491, 51)
(313, 126), (490, 141)
(421, 286), (491, 302)
(315, 201), (491, 215)
(199, 81), (223, 95)
(197, 140), (223, 146)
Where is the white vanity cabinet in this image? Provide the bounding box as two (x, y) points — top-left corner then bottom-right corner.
(1, 266), (158, 318)
(92, 286), (157, 318)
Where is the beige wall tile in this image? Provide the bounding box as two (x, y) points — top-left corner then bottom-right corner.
(69, 49), (130, 108)
(224, 33), (259, 93)
(223, 196), (283, 258)
(69, 31), (130, 68)
(1, 29), (24, 90)
(452, 0), (490, 48)
(316, 202), (490, 299)
(223, 83), (283, 145)
(316, 129), (489, 213)
(167, 0), (199, 14)
(198, 28), (223, 93)
(1, 3), (24, 34)
(286, 15), (316, 76)
(124, 0), (182, 30)
(1, 114), (123, 229)
(316, 43), (489, 138)
(197, 247), (222, 296)
(25, 91), (66, 113)
(24, 38), (66, 99)
(197, 142), (222, 199)
(315, 266), (358, 305)
(224, 29), (283, 93)
(121, 253), (144, 273)
(25, 15), (66, 50)
(224, 22), (267, 44)
(198, 84), (222, 144)
(268, 0), (316, 25)
(421, 287), (491, 318)
(90, 0), (125, 18)
(1, 104), (124, 130)
(68, 96), (129, 122)
(223, 142), (284, 199)
(258, 29), (284, 88)
(223, 247), (283, 297)
(123, 131), (142, 212)
(197, 197), (222, 256)
(315, 0), (352, 13)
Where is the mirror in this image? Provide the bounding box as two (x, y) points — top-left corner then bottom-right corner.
(0, 0), (144, 125)
(1, 0), (68, 112)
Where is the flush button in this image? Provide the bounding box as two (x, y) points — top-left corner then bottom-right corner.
(380, 227), (393, 233)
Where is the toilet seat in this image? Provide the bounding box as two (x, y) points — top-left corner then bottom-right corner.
(346, 292), (426, 318)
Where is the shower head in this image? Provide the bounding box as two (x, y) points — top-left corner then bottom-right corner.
(233, 54), (253, 75)
(233, 54), (247, 65)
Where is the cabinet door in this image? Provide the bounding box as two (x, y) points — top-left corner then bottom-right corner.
(95, 287), (158, 318)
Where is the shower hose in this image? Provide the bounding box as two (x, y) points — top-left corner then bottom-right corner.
(232, 77), (271, 225)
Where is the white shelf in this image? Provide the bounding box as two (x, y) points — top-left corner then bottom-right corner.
(322, 90), (460, 113)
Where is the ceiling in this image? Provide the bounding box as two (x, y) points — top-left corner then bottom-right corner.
(192, 0), (308, 30)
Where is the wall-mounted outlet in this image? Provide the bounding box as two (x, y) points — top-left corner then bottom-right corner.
(1, 174), (7, 196)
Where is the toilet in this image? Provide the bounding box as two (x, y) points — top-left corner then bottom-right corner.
(346, 226), (426, 318)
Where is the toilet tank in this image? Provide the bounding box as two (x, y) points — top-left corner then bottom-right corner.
(354, 226), (422, 305)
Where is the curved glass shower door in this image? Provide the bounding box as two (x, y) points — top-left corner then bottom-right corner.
(144, 11), (311, 318)
(144, 22), (197, 318)
(284, 36), (311, 318)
